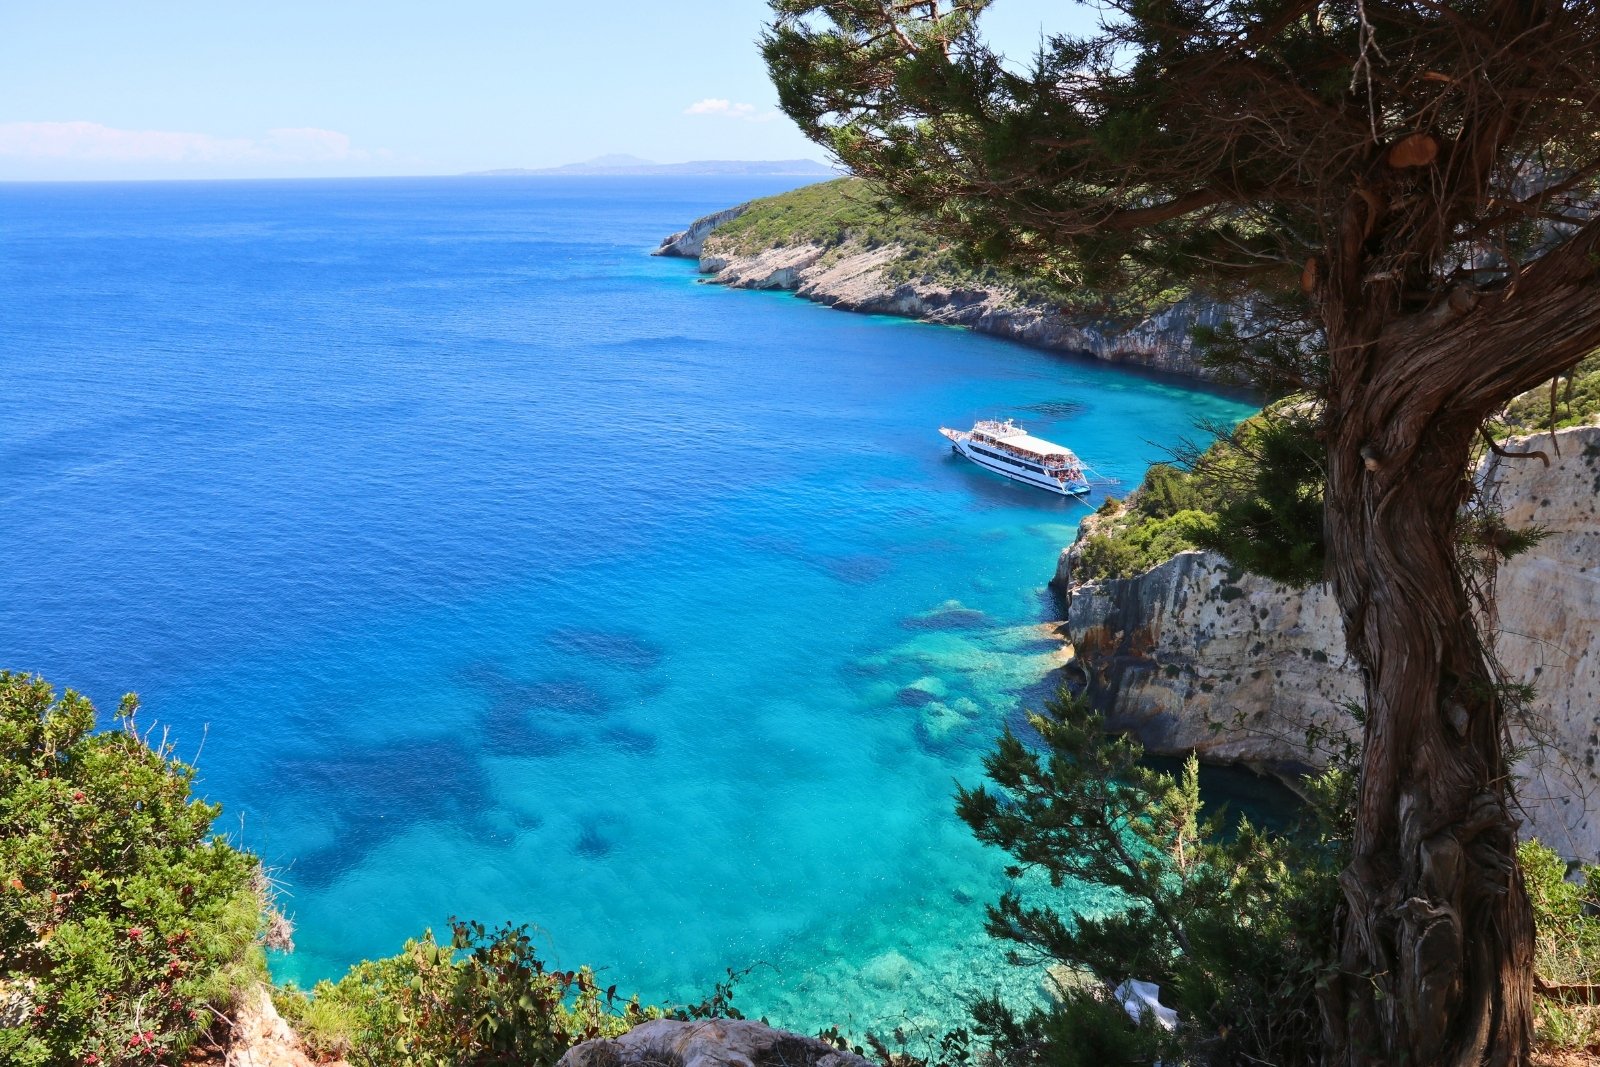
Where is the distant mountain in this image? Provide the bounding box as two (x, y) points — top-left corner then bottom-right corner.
(465, 156), (838, 178)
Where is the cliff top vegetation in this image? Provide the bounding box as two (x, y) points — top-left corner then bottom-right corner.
(1074, 363), (1600, 588)
(705, 178), (1175, 311)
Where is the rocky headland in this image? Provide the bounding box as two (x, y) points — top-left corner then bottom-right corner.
(656, 179), (1240, 383)
(1056, 425), (1600, 861)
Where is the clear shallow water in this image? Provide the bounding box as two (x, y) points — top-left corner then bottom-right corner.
(0, 177), (1254, 1037)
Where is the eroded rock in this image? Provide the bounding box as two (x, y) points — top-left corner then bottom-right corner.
(663, 202), (1249, 383)
(559, 1019), (873, 1067)
(225, 987), (345, 1067)
(1059, 425), (1600, 860)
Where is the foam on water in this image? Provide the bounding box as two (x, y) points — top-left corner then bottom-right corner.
(0, 176), (1255, 1039)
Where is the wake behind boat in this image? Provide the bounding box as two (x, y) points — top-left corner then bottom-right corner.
(939, 418), (1092, 496)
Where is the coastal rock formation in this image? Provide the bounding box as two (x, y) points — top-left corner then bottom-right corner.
(559, 1019), (873, 1067)
(659, 205), (1238, 382)
(1058, 425), (1600, 861)
(655, 204), (753, 259)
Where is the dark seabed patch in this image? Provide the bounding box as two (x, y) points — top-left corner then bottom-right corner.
(900, 604), (991, 631)
(822, 554), (894, 585)
(600, 724), (659, 756)
(1021, 400), (1088, 419)
(573, 818), (618, 859)
(272, 738), (487, 890)
(545, 626), (665, 672)
(461, 662), (615, 756)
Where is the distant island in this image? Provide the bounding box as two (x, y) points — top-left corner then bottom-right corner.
(465, 154), (838, 177)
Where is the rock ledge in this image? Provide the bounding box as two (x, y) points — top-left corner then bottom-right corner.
(560, 1019), (872, 1067)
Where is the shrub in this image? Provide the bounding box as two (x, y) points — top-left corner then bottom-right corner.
(1521, 839), (1600, 1051)
(0, 673), (267, 1067)
(277, 919), (660, 1067)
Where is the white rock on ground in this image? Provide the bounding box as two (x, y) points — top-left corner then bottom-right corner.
(225, 986), (346, 1067)
(658, 199), (1251, 383)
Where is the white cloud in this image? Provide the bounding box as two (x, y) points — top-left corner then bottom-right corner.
(0, 121), (375, 164)
(683, 98), (777, 122)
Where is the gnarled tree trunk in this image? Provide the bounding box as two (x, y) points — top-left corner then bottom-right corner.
(1321, 394), (1534, 1066)
(1318, 213), (1600, 1066)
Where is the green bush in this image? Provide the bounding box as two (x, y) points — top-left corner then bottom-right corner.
(1071, 405), (1326, 588)
(1502, 352), (1600, 432)
(1521, 839), (1600, 1050)
(277, 919), (660, 1067)
(1071, 459), (1213, 583)
(0, 673), (267, 1067)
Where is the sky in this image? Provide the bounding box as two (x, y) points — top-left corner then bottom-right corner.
(0, 1), (1096, 181)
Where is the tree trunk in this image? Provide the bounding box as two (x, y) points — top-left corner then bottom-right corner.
(1319, 381), (1534, 1066)
(1312, 200), (1600, 1067)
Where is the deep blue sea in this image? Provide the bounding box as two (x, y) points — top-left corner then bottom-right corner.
(0, 176), (1253, 1036)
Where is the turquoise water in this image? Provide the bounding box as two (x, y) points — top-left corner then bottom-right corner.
(0, 177), (1253, 1037)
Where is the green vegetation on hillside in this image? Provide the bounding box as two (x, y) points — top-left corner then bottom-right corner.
(707, 179), (1117, 310)
(0, 672), (661, 1067)
(1523, 839), (1600, 1049)
(1501, 352), (1600, 433)
(276, 920), (659, 1066)
(0, 673), (269, 1066)
(1072, 406), (1325, 587)
(1074, 360), (1600, 590)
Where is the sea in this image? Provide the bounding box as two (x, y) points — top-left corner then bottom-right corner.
(0, 176), (1256, 1039)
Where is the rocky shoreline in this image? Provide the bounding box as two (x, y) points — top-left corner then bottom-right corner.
(657, 203), (1240, 384)
(1055, 425), (1600, 862)
(660, 199), (1600, 862)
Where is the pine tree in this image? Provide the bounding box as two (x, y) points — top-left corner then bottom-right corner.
(764, 3), (1600, 1061)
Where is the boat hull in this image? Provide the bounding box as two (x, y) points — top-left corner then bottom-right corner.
(950, 438), (1090, 496)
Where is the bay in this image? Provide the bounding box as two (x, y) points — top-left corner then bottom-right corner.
(0, 176), (1254, 1036)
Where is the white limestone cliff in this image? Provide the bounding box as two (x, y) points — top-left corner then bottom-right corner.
(659, 206), (1244, 383)
(1057, 425), (1600, 860)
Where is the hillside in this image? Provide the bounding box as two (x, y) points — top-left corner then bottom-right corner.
(656, 179), (1236, 384)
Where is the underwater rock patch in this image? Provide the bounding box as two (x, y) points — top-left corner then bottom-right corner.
(900, 600), (991, 631)
(860, 949), (918, 990)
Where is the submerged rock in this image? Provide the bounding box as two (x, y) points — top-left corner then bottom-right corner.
(896, 675), (948, 707)
(915, 701), (970, 750)
(559, 1019), (872, 1067)
(901, 599), (991, 631)
(860, 949), (918, 990)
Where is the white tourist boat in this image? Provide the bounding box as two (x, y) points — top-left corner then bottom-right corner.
(939, 418), (1092, 496)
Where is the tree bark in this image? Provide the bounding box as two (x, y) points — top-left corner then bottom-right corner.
(1317, 214), (1600, 1066)
(1320, 398), (1534, 1066)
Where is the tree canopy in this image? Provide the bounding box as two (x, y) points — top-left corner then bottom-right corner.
(765, 2), (1600, 1064)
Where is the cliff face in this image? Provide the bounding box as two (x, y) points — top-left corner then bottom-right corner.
(658, 205), (1239, 383)
(654, 203), (752, 259)
(1058, 425), (1600, 860)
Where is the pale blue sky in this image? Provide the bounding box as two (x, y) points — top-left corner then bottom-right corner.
(0, 1), (1093, 181)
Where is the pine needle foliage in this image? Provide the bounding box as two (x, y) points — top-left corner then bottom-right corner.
(955, 689), (1349, 1066)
